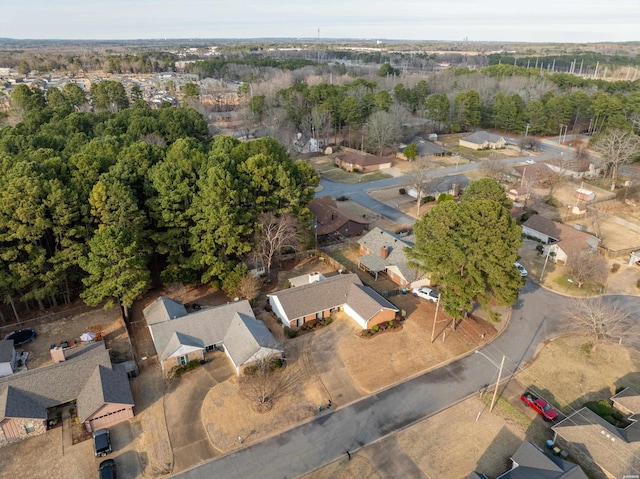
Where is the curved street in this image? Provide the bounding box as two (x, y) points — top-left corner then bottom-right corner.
(173, 283), (640, 479)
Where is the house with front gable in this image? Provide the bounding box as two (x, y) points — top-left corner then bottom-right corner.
(144, 297), (282, 376)
(334, 151), (392, 173)
(552, 388), (640, 479)
(521, 215), (600, 264)
(357, 227), (430, 287)
(459, 131), (507, 150)
(267, 273), (398, 330)
(0, 342), (134, 446)
(309, 196), (369, 242)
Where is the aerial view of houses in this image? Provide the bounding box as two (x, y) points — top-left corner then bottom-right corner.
(1, 4), (640, 479)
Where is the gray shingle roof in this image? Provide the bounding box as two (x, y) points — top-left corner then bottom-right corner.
(461, 130), (505, 145)
(357, 228), (423, 283)
(147, 300), (281, 367)
(0, 343), (132, 421)
(143, 296), (188, 325)
(612, 387), (640, 413)
(76, 365), (134, 422)
(497, 441), (587, 479)
(0, 339), (14, 363)
(268, 273), (398, 324)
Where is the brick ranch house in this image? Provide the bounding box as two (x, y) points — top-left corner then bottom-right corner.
(357, 227), (430, 288)
(0, 342), (134, 447)
(334, 150), (392, 173)
(144, 297), (282, 376)
(267, 273), (398, 330)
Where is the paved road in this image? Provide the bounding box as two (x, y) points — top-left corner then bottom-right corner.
(173, 284), (640, 479)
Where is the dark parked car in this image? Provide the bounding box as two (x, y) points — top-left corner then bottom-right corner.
(93, 428), (112, 457)
(99, 459), (116, 479)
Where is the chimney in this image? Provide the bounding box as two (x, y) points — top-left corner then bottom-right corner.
(380, 246), (389, 259)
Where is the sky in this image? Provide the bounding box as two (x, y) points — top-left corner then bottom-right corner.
(1, 0), (639, 43)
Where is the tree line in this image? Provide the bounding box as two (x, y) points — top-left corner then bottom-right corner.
(0, 94), (318, 322)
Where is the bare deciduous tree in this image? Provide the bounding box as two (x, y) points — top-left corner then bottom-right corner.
(480, 158), (510, 182)
(564, 297), (640, 345)
(536, 156), (578, 199)
(240, 356), (300, 412)
(565, 250), (609, 288)
(365, 110), (402, 156)
(255, 212), (301, 281)
(405, 157), (437, 216)
(236, 273), (263, 302)
(591, 128), (640, 191)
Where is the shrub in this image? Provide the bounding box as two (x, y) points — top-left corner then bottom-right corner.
(336, 195), (349, 201)
(187, 359), (201, 370)
(422, 195), (435, 203)
(637, 278), (640, 289)
(243, 365), (258, 376)
(580, 341), (593, 355)
(353, 168), (360, 173)
(437, 193), (454, 202)
(372, 325), (380, 332)
(174, 366), (186, 376)
(399, 188), (406, 195)
(586, 399), (614, 418)
(268, 358), (284, 371)
(488, 310), (502, 323)
(611, 263), (621, 273)
(284, 327), (298, 338)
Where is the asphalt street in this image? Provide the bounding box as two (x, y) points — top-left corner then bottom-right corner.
(173, 283), (640, 479)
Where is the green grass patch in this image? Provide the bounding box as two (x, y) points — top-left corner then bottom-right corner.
(552, 276), (601, 296)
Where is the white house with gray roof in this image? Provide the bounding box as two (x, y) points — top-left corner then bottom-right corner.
(0, 342), (134, 446)
(357, 227), (430, 287)
(144, 297), (282, 376)
(267, 274), (399, 330)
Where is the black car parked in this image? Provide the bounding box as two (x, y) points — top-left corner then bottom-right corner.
(93, 428), (112, 457)
(99, 459), (116, 479)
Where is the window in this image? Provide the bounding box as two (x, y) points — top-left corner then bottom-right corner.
(177, 355), (188, 366)
(25, 422), (35, 434)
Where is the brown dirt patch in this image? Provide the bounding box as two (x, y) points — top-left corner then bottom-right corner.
(202, 365), (324, 453)
(518, 335), (640, 413)
(14, 305), (131, 370)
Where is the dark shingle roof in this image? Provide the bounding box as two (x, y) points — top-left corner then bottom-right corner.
(337, 151), (390, 167)
(497, 441), (588, 479)
(309, 196), (369, 236)
(0, 339), (14, 363)
(612, 387), (640, 413)
(461, 130), (505, 145)
(77, 365), (134, 422)
(0, 343), (132, 421)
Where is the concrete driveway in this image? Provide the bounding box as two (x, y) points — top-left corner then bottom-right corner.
(164, 352), (235, 473)
(607, 264), (640, 295)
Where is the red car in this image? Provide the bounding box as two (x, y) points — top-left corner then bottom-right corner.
(520, 392), (558, 421)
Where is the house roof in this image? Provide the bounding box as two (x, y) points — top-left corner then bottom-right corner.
(552, 407), (640, 479)
(310, 196), (369, 236)
(0, 343), (132, 421)
(426, 174), (471, 194)
(336, 151), (391, 167)
(542, 157), (593, 173)
(460, 131), (505, 145)
(358, 227), (422, 282)
(402, 138), (447, 156)
(522, 215), (599, 254)
(267, 273), (398, 324)
(497, 441), (587, 479)
(0, 339), (14, 363)
(146, 300), (281, 366)
(143, 296), (188, 325)
(76, 365), (134, 422)
(612, 387), (640, 413)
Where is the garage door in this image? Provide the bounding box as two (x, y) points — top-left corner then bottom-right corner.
(0, 419), (20, 441)
(88, 408), (132, 432)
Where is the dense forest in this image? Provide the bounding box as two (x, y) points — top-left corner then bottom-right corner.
(0, 88), (318, 321)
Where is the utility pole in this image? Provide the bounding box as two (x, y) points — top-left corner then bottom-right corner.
(490, 355), (506, 412)
(431, 294), (440, 343)
(524, 123), (530, 138)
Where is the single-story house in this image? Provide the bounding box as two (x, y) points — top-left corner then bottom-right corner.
(267, 273), (399, 330)
(408, 173), (470, 199)
(144, 297), (282, 376)
(0, 342), (134, 446)
(521, 215), (600, 264)
(0, 340), (16, 378)
(334, 151), (392, 173)
(552, 388), (640, 479)
(310, 196), (369, 242)
(494, 441), (587, 479)
(357, 227), (430, 287)
(542, 157), (600, 179)
(459, 131), (507, 150)
(399, 138), (448, 157)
